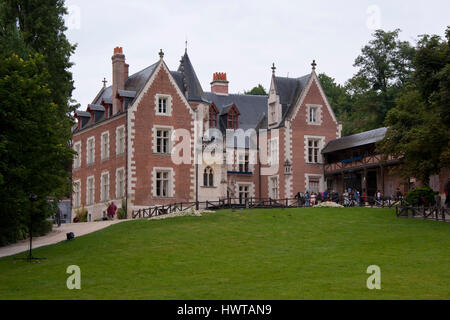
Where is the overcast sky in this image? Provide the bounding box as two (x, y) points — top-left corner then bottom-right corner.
(65, 0), (449, 108)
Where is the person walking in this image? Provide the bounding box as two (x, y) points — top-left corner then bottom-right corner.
(55, 206), (62, 227)
(305, 191), (310, 207)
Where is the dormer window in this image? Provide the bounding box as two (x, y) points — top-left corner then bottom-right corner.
(209, 104), (218, 128)
(307, 104), (322, 125)
(226, 105), (239, 129)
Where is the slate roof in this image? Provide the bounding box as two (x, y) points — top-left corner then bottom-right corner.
(87, 104), (105, 111)
(177, 52), (204, 101)
(117, 90), (136, 98)
(321, 127), (388, 154)
(203, 92), (268, 131)
(273, 74), (311, 126)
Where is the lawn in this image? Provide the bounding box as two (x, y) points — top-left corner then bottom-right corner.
(0, 207), (449, 299)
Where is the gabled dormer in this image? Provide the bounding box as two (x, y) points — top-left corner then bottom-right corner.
(220, 103), (240, 130)
(87, 104), (105, 124)
(74, 110), (91, 130)
(209, 102), (219, 129)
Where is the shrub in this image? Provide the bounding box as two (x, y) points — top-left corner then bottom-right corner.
(117, 198), (127, 220)
(405, 186), (436, 206)
(73, 205), (88, 223)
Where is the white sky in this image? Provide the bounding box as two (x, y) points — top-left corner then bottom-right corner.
(65, 0), (449, 108)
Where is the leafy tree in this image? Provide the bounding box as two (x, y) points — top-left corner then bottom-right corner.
(377, 27), (450, 185)
(245, 84), (267, 95)
(0, 0), (75, 245)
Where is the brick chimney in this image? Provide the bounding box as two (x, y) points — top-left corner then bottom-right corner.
(210, 72), (229, 95)
(112, 46), (126, 114)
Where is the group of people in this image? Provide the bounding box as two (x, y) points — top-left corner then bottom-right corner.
(294, 190), (346, 207)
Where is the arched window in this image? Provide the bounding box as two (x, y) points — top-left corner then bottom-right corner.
(203, 167), (214, 187)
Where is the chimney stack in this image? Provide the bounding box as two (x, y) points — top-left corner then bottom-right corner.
(112, 46), (126, 114)
(210, 72), (229, 95)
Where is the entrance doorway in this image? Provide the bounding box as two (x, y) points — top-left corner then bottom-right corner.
(367, 170), (377, 197)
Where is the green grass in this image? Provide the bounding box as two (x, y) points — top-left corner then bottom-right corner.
(0, 207), (449, 299)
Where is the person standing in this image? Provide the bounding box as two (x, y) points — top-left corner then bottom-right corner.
(305, 191), (310, 207)
(444, 178), (450, 207)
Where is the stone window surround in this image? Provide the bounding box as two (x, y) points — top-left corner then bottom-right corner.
(152, 167), (175, 198)
(154, 94), (173, 116)
(86, 136), (95, 165)
(100, 171), (110, 202)
(101, 131), (110, 161)
(306, 104), (323, 125)
(86, 175), (95, 206)
(73, 179), (81, 208)
(116, 167), (125, 199)
(152, 125), (174, 154)
(73, 141), (81, 169)
(304, 135), (325, 164)
(116, 125), (125, 156)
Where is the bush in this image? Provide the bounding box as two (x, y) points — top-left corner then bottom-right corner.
(73, 205), (88, 223)
(406, 186), (436, 206)
(117, 198), (127, 220)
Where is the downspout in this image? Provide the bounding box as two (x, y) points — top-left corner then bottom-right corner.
(125, 106), (129, 218)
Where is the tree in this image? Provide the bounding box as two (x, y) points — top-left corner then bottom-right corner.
(377, 27), (450, 185)
(245, 84), (267, 95)
(344, 29), (416, 134)
(0, 0), (75, 245)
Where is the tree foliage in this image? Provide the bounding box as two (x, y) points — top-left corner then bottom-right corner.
(0, 0), (75, 245)
(377, 28), (450, 184)
(244, 84), (267, 95)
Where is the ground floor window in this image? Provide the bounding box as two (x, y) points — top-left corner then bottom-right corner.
(156, 170), (170, 197)
(308, 178), (320, 193)
(101, 172), (110, 202)
(73, 181), (81, 208)
(270, 176), (279, 199)
(238, 185), (250, 204)
(203, 167), (214, 187)
(87, 176), (94, 205)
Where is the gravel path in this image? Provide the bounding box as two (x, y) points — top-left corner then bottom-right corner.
(0, 220), (126, 258)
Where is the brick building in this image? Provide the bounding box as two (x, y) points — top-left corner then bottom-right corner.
(72, 47), (342, 220)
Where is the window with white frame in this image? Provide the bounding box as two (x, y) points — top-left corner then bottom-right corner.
(86, 176), (95, 205)
(155, 94), (172, 115)
(116, 168), (125, 198)
(155, 128), (170, 154)
(268, 138), (279, 166)
(238, 152), (250, 172)
(101, 172), (110, 202)
(238, 184), (250, 204)
(307, 104), (321, 125)
(308, 177), (320, 193)
(307, 139), (320, 163)
(155, 170), (171, 197)
(116, 126), (125, 155)
(309, 106), (317, 123)
(270, 176), (279, 199)
(87, 137), (95, 165)
(101, 131), (110, 160)
(74, 142), (81, 168)
(73, 180), (81, 208)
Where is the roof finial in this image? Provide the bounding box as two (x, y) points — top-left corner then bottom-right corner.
(102, 77), (107, 88)
(185, 36), (188, 53)
(159, 49), (164, 59)
(271, 63), (276, 75)
(311, 59), (317, 71)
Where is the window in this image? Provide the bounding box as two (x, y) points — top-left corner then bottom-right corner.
(209, 106), (218, 128)
(156, 129), (170, 154)
(158, 98), (167, 114)
(308, 139), (320, 163)
(156, 170), (170, 197)
(87, 137), (95, 165)
(116, 126), (125, 155)
(238, 185), (250, 205)
(116, 168), (125, 198)
(269, 138), (279, 166)
(203, 167), (214, 187)
(101, 132), (110, 160)
(87, 176), (95, 205)
(238, 153), (249, 172)
(270, 176), (279, 199)
(309, 179), (320, 193)
(227, 113), (238, 129)
(269, 103), (276, 124)
(74, 142), (81, 168)
(155, 94), (172, 115)
(73, 181), (81, 208)
(309, 106), (317, 123)
(307, 104), (322, 125)
(101, 172), (109, 202)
